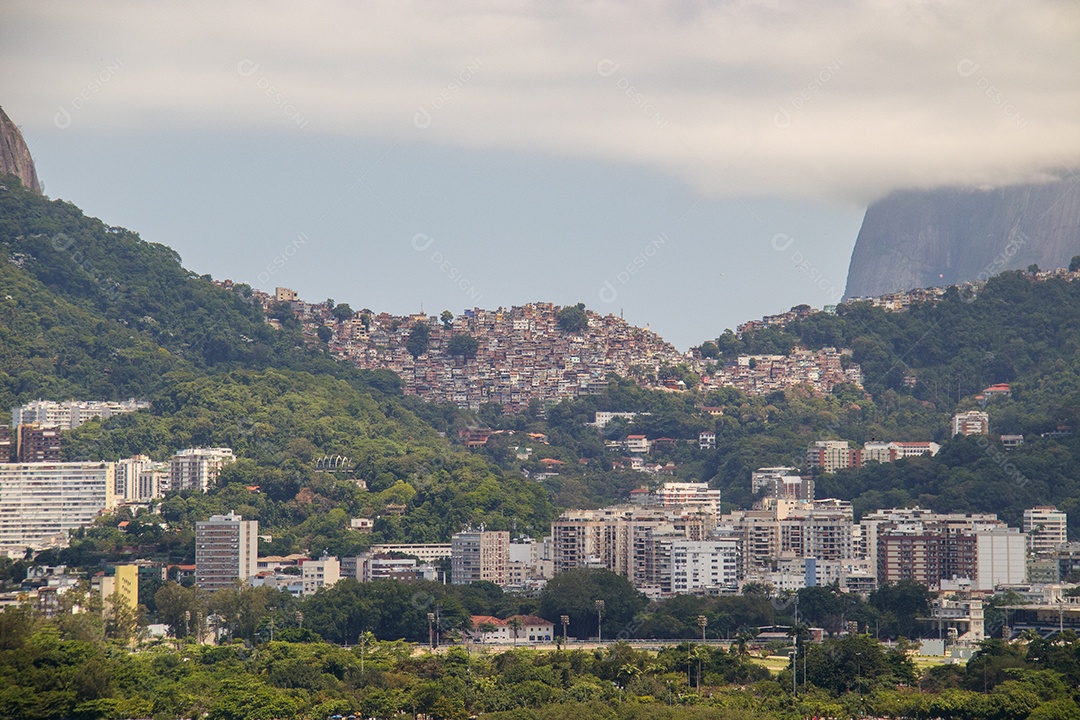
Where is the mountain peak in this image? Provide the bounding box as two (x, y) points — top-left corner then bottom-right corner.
(0, 106), (42, 194)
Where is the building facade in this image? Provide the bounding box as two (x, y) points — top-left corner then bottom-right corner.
(0, 462), (116, 556)
(170, 448), (235, 493)
(194, 511), (258, 591)
(451, 529), (510, 585)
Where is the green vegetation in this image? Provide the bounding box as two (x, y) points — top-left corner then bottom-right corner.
(556, 303), (589, 333)
(9, 593), (1080, 720)
(447, 334), (479, 359)
(407, 322), (431, 358)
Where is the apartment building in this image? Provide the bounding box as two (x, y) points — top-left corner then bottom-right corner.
(170, 448), (235, 493)
(0, 462), (117, 556)
(16, 424), (62, 463)
(11, 399), (150, 430)
(805, 440), (861, 473)
(1024, 506), (1068, 554)
(952, 410), (990, 436)
(195, 511), (258, 591)
(301, 554), (340, 595)
(0, 425), (11, 462)
(652, 482), (722, 519)
(451, 528), (510, 586)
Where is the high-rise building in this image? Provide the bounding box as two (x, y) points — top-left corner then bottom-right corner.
(137, 463), (170, 500)
(1024, 506), (1068, 554)
(115, 455), (154, 502)
(16, 424), (62, 463)
(170, 448), (235, 493)
(195, 511), (258, 591)
(0, 462), (117, 555)
(451, 528), (510, 585)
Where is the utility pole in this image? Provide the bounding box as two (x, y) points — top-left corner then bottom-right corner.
(561, 615), (569, 646)
(698, 615), (707, 643)
(595, 599), (605, 645)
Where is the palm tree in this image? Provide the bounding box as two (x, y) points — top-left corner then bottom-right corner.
(508, 617), (524, 646)
(733, 625), (756, 659)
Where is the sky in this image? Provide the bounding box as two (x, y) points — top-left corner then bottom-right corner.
(2, 1), (1078, 349)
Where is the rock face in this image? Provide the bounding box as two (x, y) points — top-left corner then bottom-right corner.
(0, 106), (42, 194)
(843, 176), (1080, 299)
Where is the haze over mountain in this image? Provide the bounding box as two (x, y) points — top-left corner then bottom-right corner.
(844, 174), (1080, 299)
(0, 105), (41, 194)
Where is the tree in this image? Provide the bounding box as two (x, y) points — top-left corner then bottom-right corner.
(316, 326), (332, 344)
(331, 303), (354, 321)
(508, 616), (523, 646)
(698, 341), (720, 359)
(537, 569), (647, 640)
(447, 334), (479, 359)
(556, 303), (588, 333)
(440, 310), (454, 328)
(407, 323), (431, 359)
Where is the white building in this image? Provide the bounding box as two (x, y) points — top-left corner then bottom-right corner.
(1024, 506), (1068, 554)
(0, 462), (117, 556)
(369, 543), (452, 563)
(671, 540), (739, 594)
(115, 455), (154, 502)
(11, 399), (150, 430)
(301, 554), (340, 595)
(592, 411), (640, 429)
(466, 615), (554, 644)
(625, 435), (651, 453)
(974, 528), (1028, 591)
(170, 448), (235, 493)
(195, 511), (258, 591)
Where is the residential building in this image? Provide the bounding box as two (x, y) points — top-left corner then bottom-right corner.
(16, 424), (62, 463)
(1024, 506), (1068, 554)
(625, 435), (651, 453)
(195, 511), (258, 591)
(275, 287), (299, 302)
(0, 462), (116, 556)
(0, 425), (10, 462)
(94, 564), (139, 619)
(170, 448), (235, 493)
(301, 554), (340, 595)
(751, 467), (814, 501)
(551, 505), (714, 586)
(806, 440), (860, 473)
(928, 595), (985, 645)
(451, 528), (510, 586)
(952, 410), (990, 436)
(863, 441), (941, 464)
(669, 539), (739, 594)
(593, 412), (640, 429)
(866, 507), (1026, 591)
(698, 431), (716, 450)
(345, 554), (438, 582)
(11, 399), (150, 430)
(115, 455), (154, 502)
(369, 543), (453, 563)
(652, 482), (722, 519)
(138, 463), (170, 500)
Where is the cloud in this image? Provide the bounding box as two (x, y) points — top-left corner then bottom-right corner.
(2, 0), (1078, 203)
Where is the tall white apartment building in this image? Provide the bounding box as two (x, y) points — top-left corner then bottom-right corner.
(170, 448), (235, 493)
(11, 399), (150, 430)
(1024, 506), (1068, 554)
(115, 455), (154, 502)
(670, 539), (739, 594)
(806, 440), (860, 473)
(0, 462), (117, 556)
(195, 511), (258, 591)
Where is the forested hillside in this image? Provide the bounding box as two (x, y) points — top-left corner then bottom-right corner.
(0, 174), (555, 557)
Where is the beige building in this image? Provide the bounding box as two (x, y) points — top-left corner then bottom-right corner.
(301, 554), (340, 595)
(952, 410), (990, 436)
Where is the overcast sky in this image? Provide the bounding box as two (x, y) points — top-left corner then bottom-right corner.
(3, 1), (1078, 348)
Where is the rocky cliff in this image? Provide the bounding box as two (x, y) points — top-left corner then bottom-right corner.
(0, 106), (42, 194)
(843, 176), (1080, 299)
